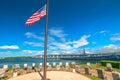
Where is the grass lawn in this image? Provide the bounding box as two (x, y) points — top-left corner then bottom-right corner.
(79, 64), (120, 72)
(83, 74), (101, 80)
(1, 78), (7, 80)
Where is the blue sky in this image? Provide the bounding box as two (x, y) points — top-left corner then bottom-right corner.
(0, 0), (120, 57)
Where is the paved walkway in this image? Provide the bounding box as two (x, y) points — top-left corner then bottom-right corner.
(8, 71), (91, 80)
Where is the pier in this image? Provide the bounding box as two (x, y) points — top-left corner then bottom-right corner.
(34, 52), (120, 60)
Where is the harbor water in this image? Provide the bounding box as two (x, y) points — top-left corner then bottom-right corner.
(0, 58), (100, 68)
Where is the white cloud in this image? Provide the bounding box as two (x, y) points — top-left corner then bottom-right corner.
(49, 28), (67, 37)
(48, 46), (57, 50)
(0, 45), (19, 49)
(36, 51), (44, 55)
(0, 51), (12, 54)
(48, 35), (90, 54)
(22, 50), (44, 55)
(48, 51), (61, 55)
(85, 50), (91, 54)
(103, 44), (119, 50)
(72, 35), (90, 48)
(92, 42), (96, 44)
(100, 30), (106, 34)
(22, 50), (33, 54)
(48, 50), (77, 55)
(93, 30), (108, 36)
(24, 41), (43, 47)
(51, 42), (72, 50)
(25, 32), (44, 41)
(93, 44), (120, 53)
(110, 33), (120, 41)
(60, 51), (72, 54)
(49, 28), (67, 42)
(48, 36), (55, 42)
(93, 32), (98, 36)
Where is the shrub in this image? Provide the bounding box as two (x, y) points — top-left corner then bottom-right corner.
(101, 60), (120, 69)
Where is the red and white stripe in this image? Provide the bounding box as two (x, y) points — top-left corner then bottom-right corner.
(40, 11), (46, 17)
(26, 10), (46, 26)
(26, 13), (40, 26)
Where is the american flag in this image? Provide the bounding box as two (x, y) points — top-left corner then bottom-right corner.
(26, 5), (46, 26)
